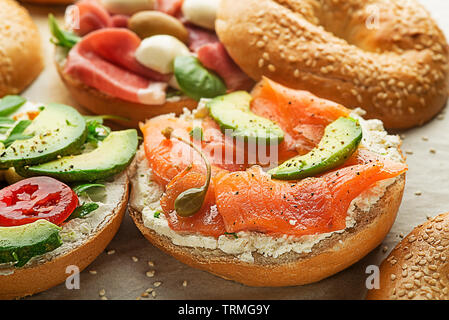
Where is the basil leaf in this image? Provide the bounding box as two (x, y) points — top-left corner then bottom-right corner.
(48, 14), (81, 49)
(72, 183), (106, 196)
(67, 203), (100, 221)
(1, 120), (33, 148)
(0, 96), (26, 116)
(174, 56), (227, 101)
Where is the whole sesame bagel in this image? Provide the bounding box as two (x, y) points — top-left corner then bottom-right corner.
(0, 0), (43, 97)
(366, 212), (449, 300)
(216, 0), (449, 129)
(55, 49), (198, 129)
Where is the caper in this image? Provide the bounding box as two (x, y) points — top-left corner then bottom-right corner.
(129, 11), (189, 43)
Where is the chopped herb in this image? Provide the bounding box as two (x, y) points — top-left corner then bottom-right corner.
(189, 127), (204, 141)
(154, 211), (162, 218)
(224, 232), (238, 239)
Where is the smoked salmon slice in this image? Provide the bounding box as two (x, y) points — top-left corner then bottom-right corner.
(142, 79), (407, 238)
(251, 77), (350, 156)
(141, 115), (249, 186)
(160, 165), (226, 237)
(214, 159), (406, 237)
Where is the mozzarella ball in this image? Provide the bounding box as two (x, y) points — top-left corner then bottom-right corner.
(181, 0), (219, 30)
(135, 35), (191, 74)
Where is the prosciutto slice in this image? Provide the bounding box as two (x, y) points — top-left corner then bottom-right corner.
(197, 42), (254, 91)
(65, 28), (168, 105)
(72, 0), (112, 36)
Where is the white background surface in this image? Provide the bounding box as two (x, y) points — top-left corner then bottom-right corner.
(20, 0), (449, 299)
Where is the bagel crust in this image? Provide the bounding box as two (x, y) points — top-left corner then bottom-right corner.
(366, 212), (449, 300)
(0, 0), (43, 97)
(0, 174), (129, 300)
(55, 50), (198, 128)
(216, 0), (449, 129)
(129, 161), (405, 287)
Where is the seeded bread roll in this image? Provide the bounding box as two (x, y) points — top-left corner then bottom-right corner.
(216, 0), (449, 129)
(0, 0), (43, 97)
(366, 212), (449, 300)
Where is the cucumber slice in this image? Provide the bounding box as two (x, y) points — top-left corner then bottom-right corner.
(21, 129), (138, 182)
(0, 220), (62, 268)
(0, 103), (87, 169)
(268, 117), (362, 180)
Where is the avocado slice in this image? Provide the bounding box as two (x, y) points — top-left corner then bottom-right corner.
(207, 91), (284, 144)
(21, 129), (138, 183)
(0, 220), (62, 268)
(0, 103), (87, 169)
(268, 117), (362, 180)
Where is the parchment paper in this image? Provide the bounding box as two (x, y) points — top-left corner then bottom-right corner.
(20, 0), (449, 300)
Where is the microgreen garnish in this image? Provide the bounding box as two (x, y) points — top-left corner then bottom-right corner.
(161, 126), (211, 217)
(0, 96), (26, 116)
(48, 14), (81, 49)
(67, 203), (100, 221)
(72, 183), (106, 196)
(1, 120), (33, 148)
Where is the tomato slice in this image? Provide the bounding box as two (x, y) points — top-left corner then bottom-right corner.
(0, 177), (79, 227)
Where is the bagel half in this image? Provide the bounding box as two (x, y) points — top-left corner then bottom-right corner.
(55, 48), (198, 129)
(127, 107), (407, 287)
(0, 0), (43, 97)
(366, 212), (449, 300)
(216, 0), (449, 130)
(0, 172), (129, 300)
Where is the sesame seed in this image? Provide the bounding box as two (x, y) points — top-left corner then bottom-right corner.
(132, 256), (139, 262)
(429, 148), (436, 154)
(414, 191), (422, 196)
(99, 289), (106, 297)
(89, 270), (97, 275)
(107, 249), (115, 255)
(154, 281), (162, 287)
(182, 280), (188, 287)
(148, 261), (155, 267)
(146, 270), (155, 277)
(100, 296), (108, 300)
(268, 64), (276, 72)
